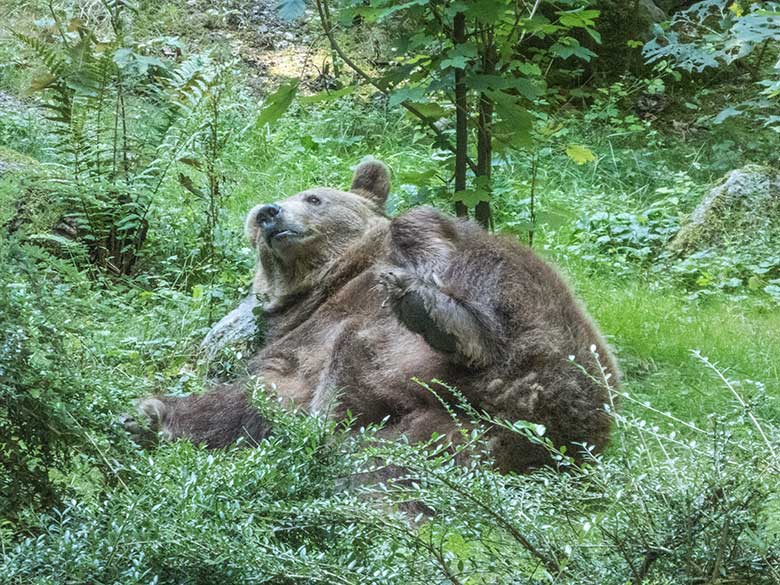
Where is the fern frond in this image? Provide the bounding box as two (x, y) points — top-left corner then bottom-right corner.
(13, 32), (69, 78)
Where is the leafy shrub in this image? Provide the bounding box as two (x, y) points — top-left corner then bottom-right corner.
(0, 237), (130, 517)
(0, 229), (236, 521)
(1, 364), (778, 584)
(644, 0), (780, 132)
(566, 196), (681, 269)
(664, 245), (780, 301)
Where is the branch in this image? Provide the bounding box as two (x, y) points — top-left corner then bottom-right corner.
(421, 466), (563, 577)
(314, 0), (478, 174)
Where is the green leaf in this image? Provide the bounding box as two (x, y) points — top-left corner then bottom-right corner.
(551, 37), (597, 61)
(467, 74), (544, 99)
(516, 62), (542, 77)
(255, 81), (299, 129)
(440, 43), (478, 70)
(586, 28), (602, 44)
(565, 144), (597, 165)
(277, 0), (306, 21)
(453, 189), (490, 208)
(765, 284), (780, 298)
(488, 91), (534, 149)
(536, 203), (574, 229)
(557, 9), (600, 28)
(388, 86), (427, 108)
(399, 168), (438, 184)
(299, 135), (320, 151)
(713, 107), (743, 124)
(298, 86), (355, 104)
(406, 102), (448, 119)
(113, 48), (165, 76)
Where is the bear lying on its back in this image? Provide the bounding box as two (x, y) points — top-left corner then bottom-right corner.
(125, 160), (620, 472)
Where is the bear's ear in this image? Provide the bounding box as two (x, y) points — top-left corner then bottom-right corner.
(350, 159), (391, 206)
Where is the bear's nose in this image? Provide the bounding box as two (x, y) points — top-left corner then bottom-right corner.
(256, 203), (282, 225)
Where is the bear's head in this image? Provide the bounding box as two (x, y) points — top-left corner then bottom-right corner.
(245, 159), (391, 301)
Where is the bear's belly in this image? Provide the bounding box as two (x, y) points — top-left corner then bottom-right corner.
(249, 308), (458, 425)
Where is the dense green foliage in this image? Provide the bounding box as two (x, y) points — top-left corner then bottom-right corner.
(645, 0), (780, 130)
(1, 0), (779, 583)
(306, 0), (607, 226)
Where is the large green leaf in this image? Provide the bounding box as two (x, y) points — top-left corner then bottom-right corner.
(440, 43), (478, 70)
(299, 86), (355, 104)
(277, 0), (306, 21)
(557, 9), (600, 28)
(388, 86), (427, 108)
(405, 102), (448, 120)
(255, 81), (299, 129)
(489, 91), (534, 149)
(565, 144), (597, 165)
(453, 189), (491, 208)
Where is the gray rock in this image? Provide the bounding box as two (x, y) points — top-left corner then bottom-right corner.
(670, 165), (780, 253)
(200, 294), (261, 361)
(638, 0), (667, 23)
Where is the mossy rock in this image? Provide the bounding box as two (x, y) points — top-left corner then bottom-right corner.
(200, 294), (266, 380)
(670, 165), (780, 253)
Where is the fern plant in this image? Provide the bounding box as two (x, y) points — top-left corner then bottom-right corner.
(16, 2), (224, 275)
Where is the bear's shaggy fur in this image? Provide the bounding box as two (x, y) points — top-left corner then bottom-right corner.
(125, 160), (620, 471)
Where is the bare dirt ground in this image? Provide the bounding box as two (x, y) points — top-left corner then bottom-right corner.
(210, 0), (335, 93)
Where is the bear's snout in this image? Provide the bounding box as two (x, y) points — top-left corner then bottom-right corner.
(255, 203), (282, 226)
(254, 203), (306, 247)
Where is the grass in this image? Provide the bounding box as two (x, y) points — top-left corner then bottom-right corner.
(580, 278), (780, 423)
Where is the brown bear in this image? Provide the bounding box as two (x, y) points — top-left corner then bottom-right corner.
(124, 160), (620, 472)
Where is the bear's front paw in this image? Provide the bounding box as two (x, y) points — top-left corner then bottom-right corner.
(378, 266), (414, 303)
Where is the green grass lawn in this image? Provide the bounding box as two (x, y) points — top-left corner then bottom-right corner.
(581, 277), (780, 426)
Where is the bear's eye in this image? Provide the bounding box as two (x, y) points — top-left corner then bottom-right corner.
(306, 195), (322, 206)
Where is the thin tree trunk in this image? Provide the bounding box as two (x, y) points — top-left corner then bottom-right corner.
(453, 11), (468, 218)
(475, 28), (495, 230)
(319, 0), (342, 77)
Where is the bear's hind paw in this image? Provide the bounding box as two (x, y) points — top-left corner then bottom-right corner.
(120, 398), (170, 448)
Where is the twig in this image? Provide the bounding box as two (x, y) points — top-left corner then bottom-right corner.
(421, 466), (563, 577)
(695, 351), (778, 465)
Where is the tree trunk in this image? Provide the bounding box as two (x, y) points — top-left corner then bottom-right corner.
(453, 11), (468, 218)
(475, 28), (495, 230)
